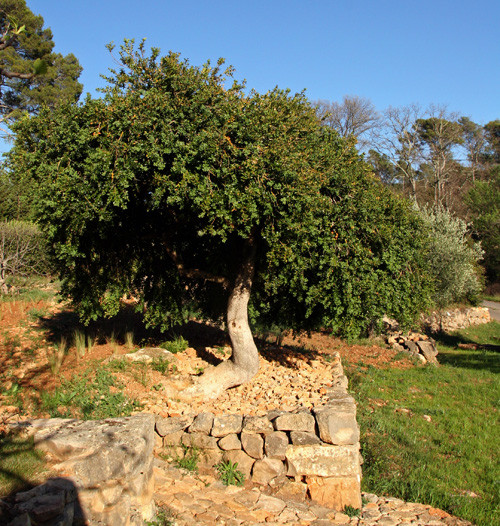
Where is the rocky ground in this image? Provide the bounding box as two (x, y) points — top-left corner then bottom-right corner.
(153, 459), (472, 526)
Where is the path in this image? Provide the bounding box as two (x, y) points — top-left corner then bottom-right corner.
(482, 300), (500, 322)
(153, 459), (473, 526)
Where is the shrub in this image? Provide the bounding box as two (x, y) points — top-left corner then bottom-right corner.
(417, 205), (483, 307)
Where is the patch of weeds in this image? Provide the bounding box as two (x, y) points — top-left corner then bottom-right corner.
(3, 382), (24, 410)
(343, 505), (361, 517)
(132, 362), (149, 387)
(159, 336), (188, 354)
(73, 330), (86, 360)
(145, 505), (176, 526)
(27, 307), (49, 323)
(0, 432), (50, 496)
(3, 333), (22, 353)
(151, 357), (170, 374)
(392, 351), (408, 361)
(125, 331), (135, 351)
(175, 445), (199, 472)
(152, 383), (163, 391)
(215, 346), (227, 357)
(46, 337), (68, 375)
(108, 358), (128, 371)
(216, 460), (245, 486)
(194, 366), (204, 375)
(40, 366), (140, 420)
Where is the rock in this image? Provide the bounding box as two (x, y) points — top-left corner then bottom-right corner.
(416, 341), (439, 364)
(290, 431), (321, 446)
(242, 415), (274, 433)
(285, 444), (361, 477)
(188, 412), (214, 434)
(155, 415), (193, 436)
(251, 458), (285, 485)
(274, 480), (308, 502)
(241, 432), (264, 459)
(211, 415), (243, 437)
(254, 494), (286, 514)
(124, 347), (173, 363)
(405, 340), (419, 355)
(306, 475), (361, 511)
(273, 412), (315, 432)
(218, 433), (242, 451)
(160, 430), (183, 446)
(264, 431), (289, 459)
(314, 408), (359, 445)
(181, 432), (219, 450)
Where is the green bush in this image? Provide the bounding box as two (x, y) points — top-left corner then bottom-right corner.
(417, 205), (483, 306)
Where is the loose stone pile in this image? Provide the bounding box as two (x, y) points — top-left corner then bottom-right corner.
(153, 460), (473, 525)
(385, 332), (439, 365)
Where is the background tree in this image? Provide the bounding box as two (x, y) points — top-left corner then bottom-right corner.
(315, 95), (380, 150)
(0, 0), (82, 134)
(10, 41), (433, 397)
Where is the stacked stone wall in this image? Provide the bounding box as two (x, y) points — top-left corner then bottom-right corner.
(422, 306), (491, 333)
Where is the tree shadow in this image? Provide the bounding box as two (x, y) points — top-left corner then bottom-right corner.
(430, 330), (500, 374)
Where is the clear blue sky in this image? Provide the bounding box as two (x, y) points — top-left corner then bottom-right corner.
(21, 0), (500, 125)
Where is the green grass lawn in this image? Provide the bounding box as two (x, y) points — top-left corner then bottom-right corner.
(349, 321), (500, 525)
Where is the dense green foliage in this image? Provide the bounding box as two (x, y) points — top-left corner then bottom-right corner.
(416, 206), (483, 306)
(467, 167), (500, 284)
(0, 0), (82, 129)
(10, 41), (433, 338)
(350, 322), (500, 525)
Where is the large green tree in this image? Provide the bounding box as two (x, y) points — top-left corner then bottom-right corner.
(0, 0), (82, 132)
(10, 41), (432, 398)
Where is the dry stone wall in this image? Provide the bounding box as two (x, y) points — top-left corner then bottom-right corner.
(422, 306), (491, 333)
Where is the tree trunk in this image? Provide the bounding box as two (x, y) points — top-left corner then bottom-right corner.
(182, 236), (259, 399)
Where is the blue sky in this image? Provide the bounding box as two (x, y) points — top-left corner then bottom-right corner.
(19, 0), (500, 125)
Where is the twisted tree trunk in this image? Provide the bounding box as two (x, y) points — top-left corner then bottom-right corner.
(183, 236), (259, 399)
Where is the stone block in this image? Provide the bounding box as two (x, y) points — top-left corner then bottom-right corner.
(305, 475), (361, 511)
(211, 415), (243, 437)
(273, 412), (315, 432)
(289, 431), (321, 446)
(155, 415), (193, 437)
(251, 458), (285, 485)
(264, 431), (289, 459)
(314, 408), (359, 445)
(242, 415), (274, 434)
(274, 480), (308, 502)
(416, 341), (439, 364)
(188, 412), (214, 434)
(218, 433), (242, 451)
(285, 444), (360, 477)
(181, 432), (219, 450)
(161, 430), (183, 446)
(241, 432), (264, 459)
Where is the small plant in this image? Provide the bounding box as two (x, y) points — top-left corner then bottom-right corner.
(73, 330), (86, 359)
(175, 445), (199, 472)
(216, 460), (245, 486)
(145, 505), (175, 526)
(27, 307), (48, 322)
(343, 505), (361, 517)
(125, 331), (135, 351)
(151, 357), (170, 374)
(159, 336), (188, 354)
(194, 366), (204, 375)
(46, 337), (67, 374)
(133, 362), (149, 387)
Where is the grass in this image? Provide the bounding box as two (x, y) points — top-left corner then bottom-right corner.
(216, 460), (245, 486)
(159, 336), (188, 354)
(175, 445), (200, 472)
(350, 321), (500, 526)
(0, 433), (50, 497)
(40, 365), (140, 420)
(46, 337), (68, 374)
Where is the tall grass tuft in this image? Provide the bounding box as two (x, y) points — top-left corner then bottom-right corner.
(46, 337), (67, 374)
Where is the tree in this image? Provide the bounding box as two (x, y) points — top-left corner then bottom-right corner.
(11, 41), (433, 398)
(415, 107), (464, 208)
(372, 104), (425, 201)
(315, 95), (380, 150)
(459, 117), (487, 182)
(0, 0), (82, 133)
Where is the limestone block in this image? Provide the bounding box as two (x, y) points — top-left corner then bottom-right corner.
(161, 430), (183, 446)
(305, 475), (361, 511)
(222, 450), (255, 478)
(218, 433), (242, 451)
(273, 412), (315, 432)
(285, 444), (360, 477)
(242, 415), (274, 434)
(200, 448), (224, 468)
(289, 431), (321, 446)
(254, 493), (286, 514)
(188, 412), (214, 434)
(181, 432), (219, 450)
(416, 341), (439, 364)
(274, 480), (308, 502)
(241, 432), (264, 459)
(155, 415), (193, 436)
(211, 415), (243, 437)
(264, 431), (289, 459)
(251, 458), (285, 485)
(124, 347), (173, 363)
(314, 408), (359, 445)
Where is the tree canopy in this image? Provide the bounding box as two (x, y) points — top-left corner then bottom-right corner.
(10, 41), (433, 396)
(0, 0), (82, 132)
